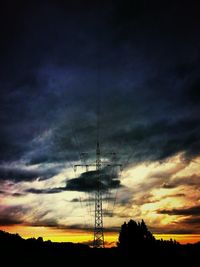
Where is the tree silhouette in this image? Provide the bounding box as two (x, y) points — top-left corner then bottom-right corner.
(117, 219), (155, 249)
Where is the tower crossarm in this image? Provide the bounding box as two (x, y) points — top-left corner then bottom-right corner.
(74, 164), (97, 172)
(103, 163), (123, 171)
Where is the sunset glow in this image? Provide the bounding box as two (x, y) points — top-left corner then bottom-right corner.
(0, 153), (200, 245)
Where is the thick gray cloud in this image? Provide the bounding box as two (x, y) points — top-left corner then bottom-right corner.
(162, 174), (200, 189)
(181, 217), (200, 226)
(70, 196), (115, 202)
(150, 226), (200, 235)
(30, 219), (59, 228)
(0, 206), (27, 226)
(66, 170), (121, 192)
(27, 169), (121, 194)
(0, 164), (61, 182)
(158, 205), (200, 216)
(0, 217), (22, 226)
(26, 187), (66, 194)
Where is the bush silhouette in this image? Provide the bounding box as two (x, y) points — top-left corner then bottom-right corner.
(117, 219), (155, 249)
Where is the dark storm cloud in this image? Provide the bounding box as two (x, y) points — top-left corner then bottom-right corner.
(66, 170), (121, 192)
(162, 174), (200, 189)
(0, 190), (24, 197)
(11, 192), (25, 197)
(0, 1), (200, 181)
(0, 205), (27, 226)
(27, 169), (121, 194)
(71, 198), (79, 202)
(0, 217), (22, 226)
(150, 225), (200, 235)
(26, 187), (66, 194)
(70, 196), (115, 202)
(158, 205), (200, 216)
(181, 217), (200, 226)
(0, 164), (60, 182)
(31, 219), (59, 228)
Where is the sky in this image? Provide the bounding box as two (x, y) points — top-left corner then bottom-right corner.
(0, 0), (200, 246)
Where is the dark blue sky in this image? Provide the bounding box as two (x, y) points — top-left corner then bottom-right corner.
(0, 0), (200, 170)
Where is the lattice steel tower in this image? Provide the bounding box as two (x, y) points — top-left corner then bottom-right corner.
(93, 141), (104, 248)
(74, 140), (122, 248)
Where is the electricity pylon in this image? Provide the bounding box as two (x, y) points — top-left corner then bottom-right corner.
(74, 141), (122, 248)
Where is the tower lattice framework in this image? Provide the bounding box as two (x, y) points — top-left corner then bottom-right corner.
(74, 141), (122, 248)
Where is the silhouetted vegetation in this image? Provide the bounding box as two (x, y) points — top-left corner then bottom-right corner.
(0, 220), (199, 266)
(118, 219), (155, 248)
(117, 219), (186, 260)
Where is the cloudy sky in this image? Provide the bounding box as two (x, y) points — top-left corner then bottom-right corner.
(0, 0), (200, 245)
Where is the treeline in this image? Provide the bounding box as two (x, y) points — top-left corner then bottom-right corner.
(0, 220), (199, 265)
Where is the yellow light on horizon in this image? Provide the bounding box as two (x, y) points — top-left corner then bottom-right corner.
(0, 225), (200, 246)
